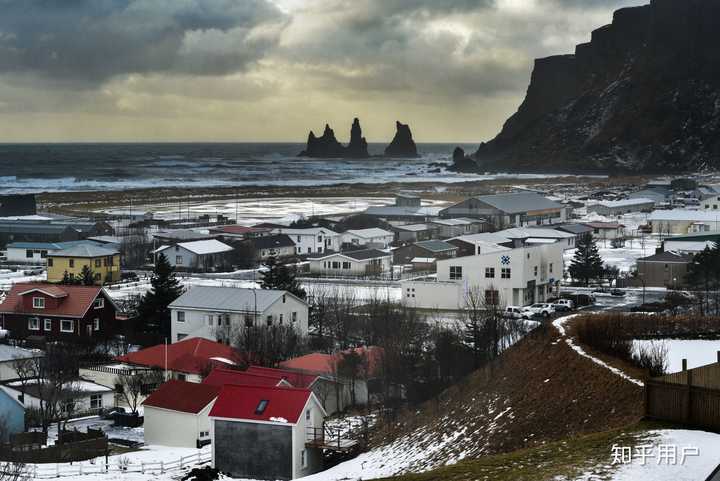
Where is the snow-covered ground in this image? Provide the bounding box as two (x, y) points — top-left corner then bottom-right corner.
(574, 429), (720, 481)
(633, 339), (720, 373)
(0, 268), (46, 291)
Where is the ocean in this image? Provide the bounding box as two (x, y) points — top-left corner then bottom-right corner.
(0, 142), (557, 194)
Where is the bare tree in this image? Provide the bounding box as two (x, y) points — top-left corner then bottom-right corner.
(117, 370), (165, 414)
(0, 462), (28, 481)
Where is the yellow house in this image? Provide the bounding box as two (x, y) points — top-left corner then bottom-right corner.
(47, 243), (121, 285)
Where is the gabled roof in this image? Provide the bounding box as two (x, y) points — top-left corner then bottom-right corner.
(117, 338), (242, 375)
(280, 346), (383, 378)
(394, 223), (433, 232)
(246, 366), (319, 388)
(251, 234), (295, 249)
(638, 251), (694, 263)
(270, 227), (339, 236)
(157, 239), (233, 255)
(432, 218), (472, 226)
(343, 228), (394, 239)
(474, 192), (562, 214)
(554, 223), (594, 235)
(169, 286), (302, 313)
(153, 229), (217, 241)
(593, 198), (656, 207)
(413, 240), (457, 252)
(0, 283), (104, 318)
(48, 244), (119, 258)
(209, 384), (315, 424)
(203, 367), (288, 388)
(143, 380), (220, 414)
(497, 227), (574, 239)
(6, 240), (104, 251)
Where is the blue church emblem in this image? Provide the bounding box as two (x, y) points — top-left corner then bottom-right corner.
(500, 255), (511, 265)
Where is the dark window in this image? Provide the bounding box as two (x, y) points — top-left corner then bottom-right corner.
(69, 259), (75, 268)
(485, 267), (495, 278)
(449, 266), (462, 280)
(95, 259), (101, 268)
(485, 290), (499, 306)
(48, 258), (53, 267)
(255, 399), (269, 414)
(26, 250), (33, 258)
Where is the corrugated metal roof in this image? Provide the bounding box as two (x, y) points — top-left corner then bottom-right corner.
(169, 286), (293, 312)
(157, 239), (233, 255)
(344, 228), (394, 238)
(48, 243), (119, 257)
(475, 192), (563, 214)
(649, 210), (720, 222)
(414, 240), (457, 252)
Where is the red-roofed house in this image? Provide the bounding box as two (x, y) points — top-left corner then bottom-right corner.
(117, 338), (244, 383)
(0, 282), (121, 342)
(202, 367), (291, 388)
(210, 384), (326, 480)
(143, 380), (220, 448)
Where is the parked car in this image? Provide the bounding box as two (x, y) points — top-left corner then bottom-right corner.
(554, 299), (575, 310)
(610, 288), (626, 297)
(504, 306), (532, 319)
(551, 302), (571, 312)
(560, 293), (595, 307)
(523, 303), (555, 318)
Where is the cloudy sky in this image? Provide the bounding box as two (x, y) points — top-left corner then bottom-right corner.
(0, 0), (646, 143)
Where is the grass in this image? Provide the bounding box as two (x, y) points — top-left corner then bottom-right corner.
(378, 421), (674, 481)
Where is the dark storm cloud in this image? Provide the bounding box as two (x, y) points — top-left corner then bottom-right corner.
(0, 0), (287, 84)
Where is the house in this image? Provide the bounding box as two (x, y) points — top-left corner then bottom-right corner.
(154, 240), (234, 271)
(169, 286), (309, 344)
(3, 378), (114, 416)
(447, 233), (515, 257)
(117, 337), (244, 383)
(587, 198), (656, 216)
(0, 345), (43, 381)
(553, 223), (594, 241)
(393, 240), (457, 266)
(340, 228), (395, 249)
(439, 192), (566, 228)
(583, 222), (625, 241)
(47, 244), (121, 284)
(152, 229), (218, 244)
(393, 223), (438, 243)
(496, 227), (577, 250)
(3, 240), (108, 265)
(401, 242), (564, 310)
(629, 188), (672, 204)
(0, 387), (24, 441)
(636, 251), (693, 288)
(269, 227), (341, 255)
(430, 218), (486, 238)
(210, 384), (326, 480)
(0, 194), (36, 217)
(648, 210), (720, 235)
(701, 195), (720, 211)
(210, 225), (272, 240)
(0, 283), (121, 342)
(363, 195), (441, 222)
(308, 249), (392, 277)
(249, 234), (296, 260)
(79, 362), (160, 408)
(143, 380), (220, 448)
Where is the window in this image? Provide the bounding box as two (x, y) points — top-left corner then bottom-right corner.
(501, 268), (511, 279)
(342, 261), (351, 269)
(44, 319), (52, 331)
(549, 263), (553, 273)
(255, 399), (269, 414)
(207, 315), (213, 326)
(93, 318), (100, 331)
(33, 297), (45, 309)
(331, 261), (340, 269)
(200, 431), (210, 438)
(301, 449), (307, 469)
(484, 290), (499, 306)
(449, 266), (462, 280)
(94, 298), (104, 309)
(25, 250), (33, 258)
(307, 247), (311, 253)
(279, 314), (284, 324)
(534, 266), (538, 276)
(177, 311), (185, 322)
(90, 394), (103, 410)
(224, 315), (230, 326)
(282, 294), (286, 303)
(245, 316), (253, 327)
(95, 259), (101, 268)
(177, 333), (188, 341)
(28, 318), (40, 331)
(217, 315), (222, 326)
(306, 409), (311, 421)
(176, 256), (183, 265)
(317, 235), (322, 242)
(292, 312), (297, 322)
(485, 267), (495, 278)
(69, 259), (75, 268)
(266, 315), (273, 326)
(297, 235), (301, 242)
(61, 319), (74, 333)
(48, 258), (53, 267)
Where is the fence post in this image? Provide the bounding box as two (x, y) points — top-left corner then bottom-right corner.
(141, 463), (144, 474)
(180, 456), (184, 469)
(56, 464), (60, 478)
(160, 461), (164, 474)
(197, 452), (201, 464)
(685, 369), (693, 424)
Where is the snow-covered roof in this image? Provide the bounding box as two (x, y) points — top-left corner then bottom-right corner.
(497, 227), (574, 239)
(594, 198), (656, 207)
(649, 209), (720, 222)
(525, 238), (558, 244)
(395, 223), (433, 232)
(157, 239), (233, 255)
(270, 227), (340, 236)
(344, 228), (394, 238)
(411, 257), (436, 263)
(663, 240), (716, 253)
(432, 218), (472, 226)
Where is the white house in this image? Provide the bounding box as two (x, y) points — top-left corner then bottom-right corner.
(584, 222), (625, 241)
(308, 249), (392, 276)
(270, 227), (341, 255)
(340, 228), (394, 249)
(701, 195), (720, 211)
(169, 286), (309, 344)
(495, 227), (577, 250)
(143, 380), (220, 448)
(210, 384), (327, 480)
(3, 378), (114, 415)
(648, 210), (720, 234)
(154, 239), (234, 270)
(431, 218), (484, 238)
(4, 240), (105, 264)
(0, 344), (43, 381)
(401, 242), (564, 310)
(587, 198), (656, 216)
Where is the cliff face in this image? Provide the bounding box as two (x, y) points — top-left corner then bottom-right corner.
(385, 121), (418, 157)
(299, 118), (369, 158)
(475, 0), (720, 173)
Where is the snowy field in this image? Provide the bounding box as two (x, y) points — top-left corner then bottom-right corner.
(633, 339), (720, 373)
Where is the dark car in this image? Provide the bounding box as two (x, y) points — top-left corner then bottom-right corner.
(610, 289), (626, 297)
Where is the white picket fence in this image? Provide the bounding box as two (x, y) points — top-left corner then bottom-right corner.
(19, 450), (211, 479)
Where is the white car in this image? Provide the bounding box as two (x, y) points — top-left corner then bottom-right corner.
(551, 299), (575, 312)
(503, 306), (532, 320)
(523, 303), (555, 318)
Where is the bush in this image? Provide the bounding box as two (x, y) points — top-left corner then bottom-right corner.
(632, 342), (669, 378)
(574, 315), (634, 361)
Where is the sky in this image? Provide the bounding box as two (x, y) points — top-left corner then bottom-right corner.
(0, 0), (647, 143)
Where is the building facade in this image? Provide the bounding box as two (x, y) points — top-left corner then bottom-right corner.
(270, 227), (341, 255)
(308, 249), (392, 276)
(47, 244), (121, 284)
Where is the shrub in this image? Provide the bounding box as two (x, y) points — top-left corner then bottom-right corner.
(632, 342), (669, 378)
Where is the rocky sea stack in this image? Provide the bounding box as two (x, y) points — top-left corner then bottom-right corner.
(448, 147), (478, 173)
(474, 0), (720, 173)
(299, 118), (369, 158)
(384, 121), (418, 158)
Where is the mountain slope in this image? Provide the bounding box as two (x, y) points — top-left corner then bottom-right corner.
(474, 0), (720, 173)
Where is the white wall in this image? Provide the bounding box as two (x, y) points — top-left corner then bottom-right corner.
(144, 401), (214, 448)
(308, 255), (391, 275)
(3, 384), (114, 414)
(271, 228), (341, 255)
(341, 233), (394, 249)
(5, 247), (51, 264)
(160, 245), (198, 268)
(292, 396), (325, 479)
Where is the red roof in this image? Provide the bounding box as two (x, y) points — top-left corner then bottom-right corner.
(209, 384), (314, 423)
(246, 365), (318, 388)
(143, 380), (220, 414)
(279, 346), (383, 378)
(203, 367), (286, 388)
(0, 282), (103, 318)
(117, 338), (243, 375)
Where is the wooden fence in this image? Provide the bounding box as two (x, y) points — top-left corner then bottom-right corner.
(645, 354), (720, 431)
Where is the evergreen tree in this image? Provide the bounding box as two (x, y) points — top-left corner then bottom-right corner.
(137, 253), (184, 337)
(260, 256), (306, 299)
(80, 265), (95, 286)
(569, 235), (605, 286)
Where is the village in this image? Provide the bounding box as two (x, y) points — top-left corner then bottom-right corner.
(1, 175), (720, 480)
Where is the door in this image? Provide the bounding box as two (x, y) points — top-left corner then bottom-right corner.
(86, 324), (93, 336)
